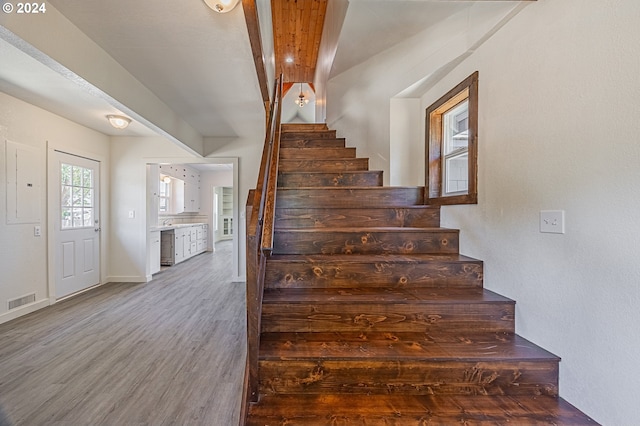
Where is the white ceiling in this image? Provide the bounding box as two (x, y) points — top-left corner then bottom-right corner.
(0, 1), (523, 145)
(331, 1), (471, 78)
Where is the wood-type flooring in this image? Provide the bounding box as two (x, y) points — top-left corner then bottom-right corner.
(0, 241), (244, 426)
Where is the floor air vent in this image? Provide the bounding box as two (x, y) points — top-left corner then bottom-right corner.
(8, 293), (36, 310)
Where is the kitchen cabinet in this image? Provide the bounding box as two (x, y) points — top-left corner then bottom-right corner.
(159, 224), (208, 266)
(158, 164), (201, 213)
(183, 172), (201, 213)
(149, 231), (161, 275)
(174, 228), (186, 264)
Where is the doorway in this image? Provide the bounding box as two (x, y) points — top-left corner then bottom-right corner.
(52, 151), (101, 298)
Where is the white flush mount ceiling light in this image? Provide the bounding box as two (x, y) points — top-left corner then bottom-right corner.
(203, 0), (241, 13)
(107, 115), (131, 129)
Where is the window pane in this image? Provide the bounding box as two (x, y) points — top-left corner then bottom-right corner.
(72, 208), (84, 227)
(61, 186), (72, 207)
(62, 208), (72, 228)
(72, 187), (83, 206)
(83, 208), (93, 227)
(444, 152), (469, 195)
(72, 166), (83, 186)
(443, 100), (469, 156)
(159, 180), (169, 197)
(61, 164), (72, 185)
(83, 188), (93, 207)
(83, 168), (93, 188)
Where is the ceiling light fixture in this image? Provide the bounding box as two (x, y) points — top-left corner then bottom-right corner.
(203, 0), (241, 13)
(107, 115), (131, 129)
(295, 83), (309, 108)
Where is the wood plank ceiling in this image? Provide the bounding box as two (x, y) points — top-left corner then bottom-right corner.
(271, 0), (328, 84)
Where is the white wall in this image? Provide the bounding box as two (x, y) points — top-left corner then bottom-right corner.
(0, 92), (110, 324)
(327, 2), (522, 185)
(389, 98), (422, 186)
(421, 2), (639, 423)
(109, 136), (193, 283)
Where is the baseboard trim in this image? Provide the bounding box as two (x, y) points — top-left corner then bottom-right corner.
(106, 276), (147, 283)
(0, 299), (50, 325)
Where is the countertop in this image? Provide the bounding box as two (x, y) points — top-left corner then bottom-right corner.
(150, 223), (207, 232)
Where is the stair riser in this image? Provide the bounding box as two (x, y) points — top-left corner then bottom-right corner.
(261, 302), (514, 333)
(278, 159), (370, 172)
(278, 172), (383, 188)
(273, 230), (458, 255)
(264, 260), (483, 289)
(277, 188), (424, 208)
(280, 138), (346, 148)
(259, 360), (558, 396)
(280, 147), (357, 160)
(281, 130), (337, 139)
(281, 124), (328, 132)
(274, 207), (440, 229)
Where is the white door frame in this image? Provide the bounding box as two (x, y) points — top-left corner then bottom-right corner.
(47, 146), (106, 301)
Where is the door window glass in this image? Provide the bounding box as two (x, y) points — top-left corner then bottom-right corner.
(61, 163), (93, 228)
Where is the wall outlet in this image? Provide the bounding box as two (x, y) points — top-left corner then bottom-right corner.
(128, 210), (135, 219)
(540, 210), (565, 234)
(34, 225), (41, 237)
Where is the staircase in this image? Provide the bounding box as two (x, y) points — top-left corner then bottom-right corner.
(245, 123), (596, 425)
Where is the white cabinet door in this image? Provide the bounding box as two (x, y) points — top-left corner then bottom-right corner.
(149, 231), (161, 274)
(174, 229), (185, 263)
(183, 228), (192, 258)
(183, 173), (200, 212)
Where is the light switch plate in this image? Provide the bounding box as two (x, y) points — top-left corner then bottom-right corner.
(540, 210), (565, 234)
(128, 210), (135, 219)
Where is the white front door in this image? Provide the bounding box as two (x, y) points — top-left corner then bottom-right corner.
(54, 151), (100, 299)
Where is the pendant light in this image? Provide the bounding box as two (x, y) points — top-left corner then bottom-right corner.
(295, 83), (309, 108)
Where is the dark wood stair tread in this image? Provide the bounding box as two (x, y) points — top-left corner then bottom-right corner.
(268, 253), (481, 263)
(264, 253), (484, 289)
(274, 206), (440, 229)
(276, 187), (425, 207)
(278, 158), (370, 172)
(280, 137), (346, 148)
(259, 331), (559, 362)
(278, 170), (383, 187)
(281, 123), (328, 132)
(261, 288), (515, 333)
(280, 147), (356, 160)
(263, 287), (513, 305)
(281, 130), (337, 139)
(247, 394), (597, 425)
